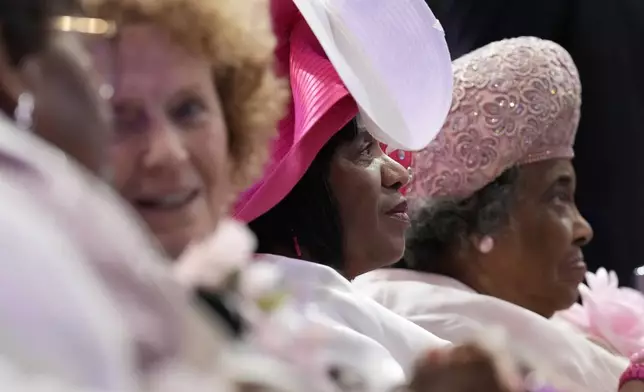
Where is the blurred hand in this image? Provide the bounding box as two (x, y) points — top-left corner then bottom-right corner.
(409, 343), (521, 392)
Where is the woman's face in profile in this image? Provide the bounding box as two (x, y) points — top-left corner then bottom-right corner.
(327, 129), (411, 279)
(481, 158), (593, 317)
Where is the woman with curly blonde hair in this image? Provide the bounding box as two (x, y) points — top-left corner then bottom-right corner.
(0, 0), (297, 390)
(81, 0), (288, 259)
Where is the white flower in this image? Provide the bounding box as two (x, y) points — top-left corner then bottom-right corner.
(174, 219), (256, 290)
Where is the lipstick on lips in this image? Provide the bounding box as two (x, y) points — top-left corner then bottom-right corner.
(386, 200), (410, 223)
(559, 253), (587, 283)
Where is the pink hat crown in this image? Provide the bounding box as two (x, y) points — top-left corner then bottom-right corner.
(411, 37), (581, 199)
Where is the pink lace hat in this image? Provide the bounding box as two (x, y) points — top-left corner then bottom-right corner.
(233, 0), (452, 223)
(410, 37), (581, 199)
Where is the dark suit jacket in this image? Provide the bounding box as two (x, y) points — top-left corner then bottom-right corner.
(428, 0), (644, 285)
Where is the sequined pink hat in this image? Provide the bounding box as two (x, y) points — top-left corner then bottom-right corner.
(410, 37), (581, 199)
(233, 0), (453, 222)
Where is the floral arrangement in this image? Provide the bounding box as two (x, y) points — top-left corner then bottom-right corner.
(555, 268), (644, 358)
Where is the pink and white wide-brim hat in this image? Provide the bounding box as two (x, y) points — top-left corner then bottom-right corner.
(234, 0), (453, 222)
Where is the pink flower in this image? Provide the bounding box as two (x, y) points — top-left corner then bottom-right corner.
(556, 268), (644, 357)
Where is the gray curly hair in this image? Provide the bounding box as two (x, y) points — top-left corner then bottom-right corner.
(401, 166), (520, 275)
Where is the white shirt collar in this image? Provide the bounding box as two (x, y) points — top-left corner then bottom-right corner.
(355, 268), (476, 293)
(258, 253), (354, 291)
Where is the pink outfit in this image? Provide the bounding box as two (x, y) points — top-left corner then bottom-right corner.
(233, 0), (452, 222)
(354, 268), (628, 392)
(410, 37), (581, 198)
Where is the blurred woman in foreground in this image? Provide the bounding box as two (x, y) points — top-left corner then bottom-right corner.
(81, 0), (287, 260)
(0, 0), (295, 390)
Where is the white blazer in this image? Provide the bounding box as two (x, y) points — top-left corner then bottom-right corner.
(354, 268), (628, 391)
(259, 254), (450, 389)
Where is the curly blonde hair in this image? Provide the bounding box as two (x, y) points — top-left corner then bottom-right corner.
(81, 0), (289, 192)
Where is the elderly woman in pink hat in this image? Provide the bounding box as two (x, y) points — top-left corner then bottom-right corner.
(354, 37), (628, 390)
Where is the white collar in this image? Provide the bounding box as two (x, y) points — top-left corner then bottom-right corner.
(257, 253), (354, 292)
(355, 268), (476, 293)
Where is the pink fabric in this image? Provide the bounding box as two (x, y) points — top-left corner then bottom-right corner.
(233, 0), (358, 222)
(410, 37), (581, 198)
(288, 0), (452, 152)
(555, 268), (644, 358)
(354, 268), (628, 391)
(619, 362), (644, 390)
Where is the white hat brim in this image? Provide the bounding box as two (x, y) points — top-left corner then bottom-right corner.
(292, 0), (453, 151)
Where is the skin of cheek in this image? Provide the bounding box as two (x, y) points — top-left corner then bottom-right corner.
(332, 154), (407, 277)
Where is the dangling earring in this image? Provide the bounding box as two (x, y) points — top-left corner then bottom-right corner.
(292, 235), (302, 258)
(290, 228), (302, 257)
(14, 92), (34, 131)
(478, 235), (494, 254)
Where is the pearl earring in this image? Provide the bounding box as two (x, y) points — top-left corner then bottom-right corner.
(479, 235), (494, 254)
(14, 92), (34, 131)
